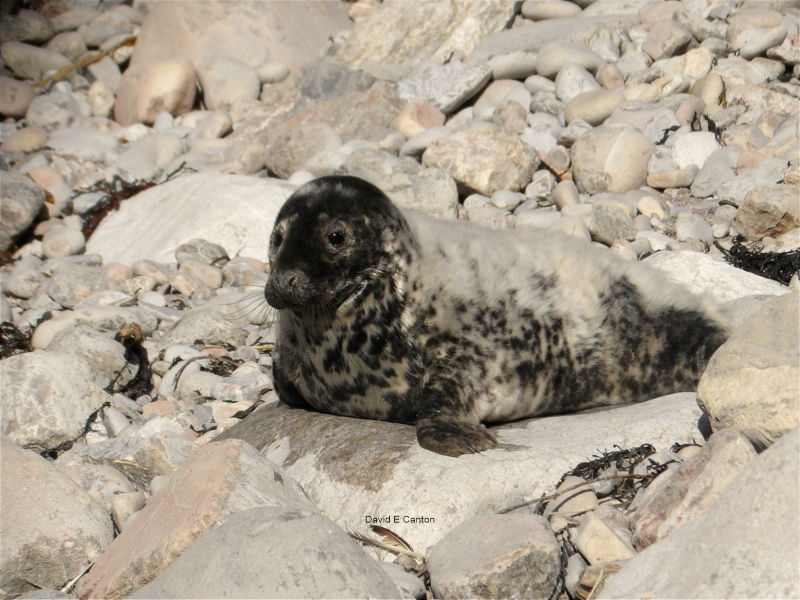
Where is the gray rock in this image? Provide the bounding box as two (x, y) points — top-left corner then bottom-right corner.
(86, 174), (296, 264)
(46, 31), (88, 62)
(131, 506), (401, 599)
(674, 212), (713, 242)
(0, 41), (71, 80)
(42, 226), (87, 258)
(0, 439), (114, 598)
(31, 305), (158, 350)
(698, 293), (800, 451)
(583, 204), (638, 245)
(26, 89), (91, 130)
(690, 146), (740, 198)
(488, 51), (539, 80)
(175, 238), (229, 266)
(643, 251), (790, 304)
(46, 263), (108, 308)
(79, 439), (312, 599)
(536, 41), (605, 78)
(116, 133), (184, 183)
(0, 170), (46, 250)
(83, 10), (133, 47)
(197, 56), (260, 112)
(467, 14), (638, 65)
(156, 306), (245, 351)
(379, 167), (460, 220)
(642, 22), (693, 61)
(398, 60), (493, 114)
(599, 427), (800, 599)
(716, 157), (789, 206)
(0, 350), (110, 451)
(0, 9), (55, 44)
(380, 562), (426, 600)
(48, 324), (136, 390)
(218, 393), (707, 554)
(555, 63), (600, 103)
(429, 513), (560, 599)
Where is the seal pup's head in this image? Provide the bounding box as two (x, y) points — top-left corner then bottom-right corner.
(265, 176), (410, 316)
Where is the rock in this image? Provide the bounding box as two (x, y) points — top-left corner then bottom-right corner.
(473, 80), (531, 121)
(731, 24), (787, 60)
(571, 126), (654, 194)
(632, 429), (757, 549)
(0, 439), (114, 598)
(574, 512), (636, 564)
(598, 427), (800, 599)
(83, 10), (133, 47)
(428, 513), (560, 600)
(716, 157), (789, 206)
(31, 305), (157, 350)
(46, 31), (87, 62)
(488, 51), (539, 80)
(197, 56), (260, 112)
(115, 57), (198, 125)
(422, 127), (538, 195)
(671, 131), (720, 170)
(116, 133), (184, 183)
(48, 324), (135, 390)
(266, 122), (343, 179)
(1, 125), (48, 153)
(555, 63), (600, 103)
(0, 75), (34, 117)
(0, 350), (110, 451)
(564, 89), (624, 125)
(47, 126), (119, 163)
(0, 170), (46, 250)
(130, 506), (401, 599)
(26, 89), (91, 130)
(86, 174), (295, 265)
(521, 0), (582, 20)
(0, 8), (55, 44)
(42, 226), (87, 258)
(643, 251), (790, 303)
(698, 293), (800, 450)
(544, 475), (597, 530)
(642, 22), (693, 61)
(733, 184), (800, 240)
(393, 100), (446, 139)
(218, 393), (707, 554)
(129, 1), (349, 75)
(691, 146), (740, 198)
(674, 212), (713, 242)
(398, 60), (492, 114)
(0, 41), (71, 81)
(79, 439), (310, 599)
(155, 305), (246, 351)
(46, 263), (108, 308)
(536, 41), (605, 78)
(335, 0), (517, 66)
(583, 204), (637, 245)
(467, 14), (638, 65)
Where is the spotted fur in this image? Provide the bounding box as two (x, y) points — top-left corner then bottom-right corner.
(266, 176), (728, 457)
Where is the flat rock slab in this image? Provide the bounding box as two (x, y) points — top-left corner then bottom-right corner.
(85, 174), (295, 265)
(219, 393), (705, 553)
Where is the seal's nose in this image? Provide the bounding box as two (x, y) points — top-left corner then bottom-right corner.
(264, 269), (308, 309)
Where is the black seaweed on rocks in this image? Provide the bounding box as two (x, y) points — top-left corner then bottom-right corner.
(716, 237), (800, 285)
(0, 322), (31, 359)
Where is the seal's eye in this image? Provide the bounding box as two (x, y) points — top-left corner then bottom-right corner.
(272, 231), (283, 247)
(327, 230), (345, 247)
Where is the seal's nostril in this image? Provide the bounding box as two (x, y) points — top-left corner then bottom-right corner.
(287, 274), (296, 286)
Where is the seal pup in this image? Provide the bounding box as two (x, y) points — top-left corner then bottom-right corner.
(265, 176), (728, 457)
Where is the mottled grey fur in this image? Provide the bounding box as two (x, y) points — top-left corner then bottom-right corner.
(265, 176), (728, 457)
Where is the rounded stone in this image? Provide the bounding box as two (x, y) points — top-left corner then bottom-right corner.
(536, 42), (604, 78)
(0, 125), (48, 152)
(42, 226), (86, 258)
(564, 89), (624, 125)
(0, 76), (34, 117)
(571, 126), (655, 194)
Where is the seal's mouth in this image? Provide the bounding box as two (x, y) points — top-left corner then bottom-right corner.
(264, 276), (361, 318)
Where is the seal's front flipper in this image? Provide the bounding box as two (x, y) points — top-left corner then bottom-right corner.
(416, 418), (497, 457)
